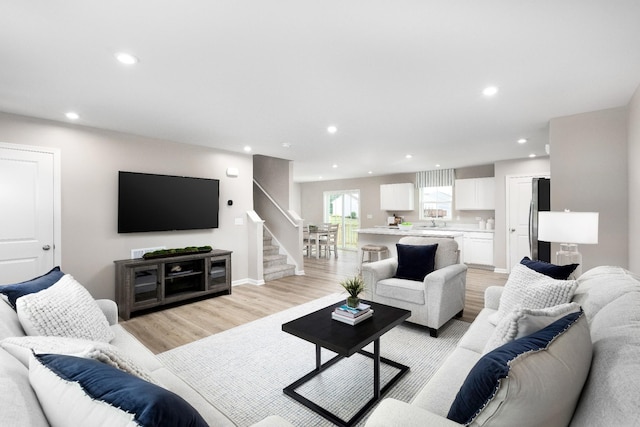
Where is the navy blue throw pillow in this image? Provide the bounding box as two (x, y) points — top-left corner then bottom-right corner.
(34, 353), (208, 427)
(520, 256), (578, 280)
(0, 266), (64, 309)
(394, 243), (438, 281)
(447, 310), (584, 424)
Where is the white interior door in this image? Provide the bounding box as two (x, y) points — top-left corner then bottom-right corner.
(0, 144), (59, 283)
(507, 176), (534, 272)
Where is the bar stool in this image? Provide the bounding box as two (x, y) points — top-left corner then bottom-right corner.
(361, 244), (389, 264)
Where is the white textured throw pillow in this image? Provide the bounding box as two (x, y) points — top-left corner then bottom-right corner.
(16, 275), (114, 343)
(488, 264), (578, 326)
(1, 336), (156, 383)
(483, 302), (581, 353)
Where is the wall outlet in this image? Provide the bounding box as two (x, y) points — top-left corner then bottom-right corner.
(131, 246), (166, 259)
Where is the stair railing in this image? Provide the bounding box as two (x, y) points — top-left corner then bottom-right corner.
(253, 179), (304, 276)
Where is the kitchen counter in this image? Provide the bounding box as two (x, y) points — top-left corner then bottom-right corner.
(357, 227), (465, 238)
(357, 228), (465, 261)
(370, 225), (495, 234)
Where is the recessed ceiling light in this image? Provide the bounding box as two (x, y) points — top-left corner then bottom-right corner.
(327, 125), (337, 134)
(243, 146), (252, 152)
(65, 112), (79, 120)
(529, 153), (536, 158)
(282, 142), (291, 148)
(435, 164), (441, 168)
(518, 138), (527, 144)
(405, 154), (412, 159)
(318, 176), (323, 180)
(482, 86), (499, 96)
(368, 171), (373, 174)
(115, 52), (139, 65)
(332, 164), (338, 168)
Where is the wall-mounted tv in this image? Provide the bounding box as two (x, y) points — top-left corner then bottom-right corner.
(118, 171), (219, 233)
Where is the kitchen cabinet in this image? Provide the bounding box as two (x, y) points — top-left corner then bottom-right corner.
(380, 183), (415, 211)
(463, 232), (494, 265)
(455, 177), (495, 210)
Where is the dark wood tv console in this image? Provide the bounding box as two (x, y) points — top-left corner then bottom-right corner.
(114, 249), (232, 320)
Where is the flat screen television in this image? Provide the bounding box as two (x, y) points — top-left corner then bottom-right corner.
(118, 171), (219, 233)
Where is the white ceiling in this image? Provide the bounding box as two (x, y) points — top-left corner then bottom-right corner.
(1, 1), (640, 182)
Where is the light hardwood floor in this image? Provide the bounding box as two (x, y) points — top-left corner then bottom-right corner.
(121, 250), (508, 354)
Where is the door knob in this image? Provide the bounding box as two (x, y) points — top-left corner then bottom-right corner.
(510, 228), (516, 233)
(42, 245), (51, 251)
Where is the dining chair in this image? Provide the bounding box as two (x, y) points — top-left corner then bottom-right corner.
(319, 223), (339, 258)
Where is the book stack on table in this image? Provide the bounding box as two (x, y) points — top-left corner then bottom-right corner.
(331, 303), (374, 325)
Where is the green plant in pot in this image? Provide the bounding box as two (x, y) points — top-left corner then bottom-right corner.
(340, 276), (366, 308)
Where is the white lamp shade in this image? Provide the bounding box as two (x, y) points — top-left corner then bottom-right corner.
(538, 211), (599, 244)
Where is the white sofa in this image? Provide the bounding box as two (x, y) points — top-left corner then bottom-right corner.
(0, 288), (292, 427)
(365, 265), (640, 426)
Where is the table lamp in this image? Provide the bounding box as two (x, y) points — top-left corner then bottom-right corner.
(537, 210), (599, 277)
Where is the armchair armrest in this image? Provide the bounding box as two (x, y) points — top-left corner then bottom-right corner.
(424, 263), (468, 285)
(95, 299), (118, 325)
(361, 258), (398, 299)
(484, 286), (504, 310)
(423, 264), (467, 329)
(365, 399), (462, 427)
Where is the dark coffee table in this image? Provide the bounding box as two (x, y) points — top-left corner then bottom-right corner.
(281, 300), (411, 427)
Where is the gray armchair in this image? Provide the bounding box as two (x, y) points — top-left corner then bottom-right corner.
(361, 237), (467, 337)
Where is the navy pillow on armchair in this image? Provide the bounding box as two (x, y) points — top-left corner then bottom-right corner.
(394, 243), (438, 281)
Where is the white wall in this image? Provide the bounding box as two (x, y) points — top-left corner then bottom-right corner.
(628, 85), (640, 272)
(549, 107), (629, 270)
(0, 112), (253, 299)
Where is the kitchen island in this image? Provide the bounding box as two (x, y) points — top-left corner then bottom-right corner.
(357, 227), (465, 262)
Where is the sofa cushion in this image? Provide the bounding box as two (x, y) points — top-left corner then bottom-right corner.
(376, 278), (425, 304)
(483, 302), (581, 353)
(520, 257), (578, 280)
(447, 310), (591, 427)
(0, 296), (26, 339)
(0, 266), (65, 309)
(29, 353), (208, 427)
(16, 274), (114, 343)
(0, 347), (49, 427)
(569, 292), (640, 427)
(1, 336), (156, 383)
(456, 308), (497, 354)
(394, 243), (438, 281)
(488, 263), (577, 326)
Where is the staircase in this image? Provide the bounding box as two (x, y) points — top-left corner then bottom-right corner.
(263, 231), (296, 282)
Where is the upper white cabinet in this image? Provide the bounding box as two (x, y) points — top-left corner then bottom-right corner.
(380, 183), (415, 211)
(455, 177), (495, 210)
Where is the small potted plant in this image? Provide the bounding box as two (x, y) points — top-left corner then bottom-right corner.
(340, 276), (366, 308)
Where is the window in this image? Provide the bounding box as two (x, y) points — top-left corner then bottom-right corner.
(419, 186), (453, 220)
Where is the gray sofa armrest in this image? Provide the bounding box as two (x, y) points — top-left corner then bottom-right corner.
(365, 399), (462, 427)
(361, 258), (398, 299)
(484, 286), (504, 310)
(96, 299), (118, 325)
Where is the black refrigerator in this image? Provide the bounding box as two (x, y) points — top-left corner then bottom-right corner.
(529, 177), (551, 262)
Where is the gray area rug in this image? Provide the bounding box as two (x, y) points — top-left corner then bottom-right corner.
(158, 293), (469, 426)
